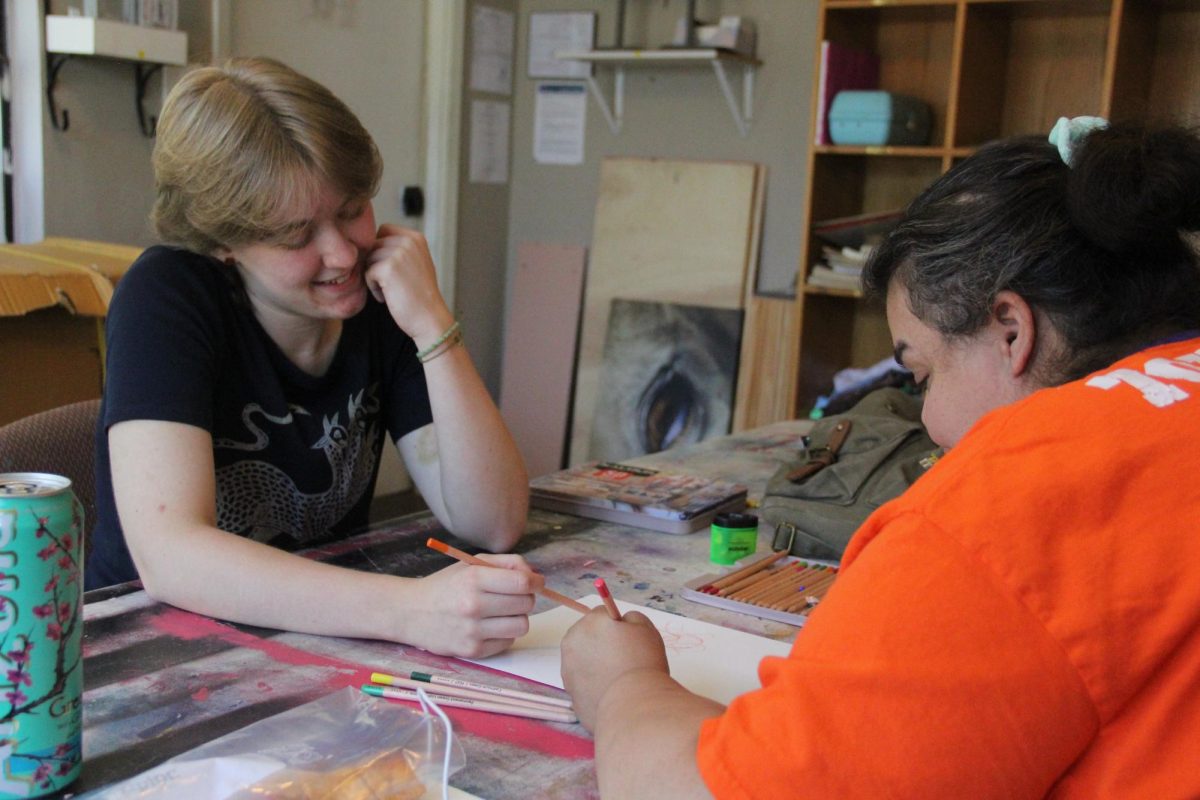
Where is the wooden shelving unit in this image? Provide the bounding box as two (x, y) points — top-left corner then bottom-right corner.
(778, 0), (1200, 419)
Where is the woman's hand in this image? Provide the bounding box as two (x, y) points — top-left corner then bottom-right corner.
(397, 553), (544, 658)
(365, 224), (454, 347)
(561, 609), (670, 731)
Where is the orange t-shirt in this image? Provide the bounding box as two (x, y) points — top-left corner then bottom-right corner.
(697, 336), (1200, 799)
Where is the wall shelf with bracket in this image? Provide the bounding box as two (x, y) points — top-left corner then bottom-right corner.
(554, 48), (760, 137)
(44, 15), (187, 136)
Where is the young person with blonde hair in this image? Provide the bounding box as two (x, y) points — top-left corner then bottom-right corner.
(87, 58), (535, 659)
(562, 119), (1200, 798)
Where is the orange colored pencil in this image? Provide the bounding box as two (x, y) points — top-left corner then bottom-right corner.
(757, 567), (832, 607)
(706, 550), (789, 592)
(778, 573), (840, 613)
(716, 554), (802, 596)
(426, 538), (590, 614)
(731, 564), (824, 604)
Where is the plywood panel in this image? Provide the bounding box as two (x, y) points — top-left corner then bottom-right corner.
(569, 157), (761, 465)
(732, 295), (800, 432)
(499, 243), (586, 478)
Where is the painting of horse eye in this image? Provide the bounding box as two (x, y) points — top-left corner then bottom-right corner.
(588, 298), (742, 462)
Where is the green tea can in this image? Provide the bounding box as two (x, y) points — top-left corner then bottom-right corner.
(0, 473), (83, 797)
(710, 512), (759, 566)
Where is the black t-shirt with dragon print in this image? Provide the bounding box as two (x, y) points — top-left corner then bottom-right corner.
(86, 246), (433, 589)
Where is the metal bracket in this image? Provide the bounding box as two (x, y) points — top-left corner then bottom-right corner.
(44, 51), (163, 136)
(46, 53), (72, 131)
(583, 56), (756, 137)
(134, 62), (163, 137)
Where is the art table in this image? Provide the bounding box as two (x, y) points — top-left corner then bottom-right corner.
(68, 420), (810, 799)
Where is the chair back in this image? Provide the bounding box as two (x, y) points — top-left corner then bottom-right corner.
(0, 399), (102, 555)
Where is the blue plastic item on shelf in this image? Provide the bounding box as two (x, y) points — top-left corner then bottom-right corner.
(828, 90), (931, 146)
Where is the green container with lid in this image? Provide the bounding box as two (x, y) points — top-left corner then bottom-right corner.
(710, 512), (758, 566)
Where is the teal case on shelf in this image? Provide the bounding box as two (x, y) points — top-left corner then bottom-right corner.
(828, 90), (931, 146)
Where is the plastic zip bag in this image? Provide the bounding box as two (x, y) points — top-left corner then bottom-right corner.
(78, 687), (465, 799)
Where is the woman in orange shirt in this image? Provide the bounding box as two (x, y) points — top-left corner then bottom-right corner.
(562, 120), (1200, 798)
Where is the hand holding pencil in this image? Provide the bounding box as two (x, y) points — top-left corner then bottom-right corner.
(427, 538), (591, 614)
(405, 545), (549, 658)
(561, 604), (671, 731)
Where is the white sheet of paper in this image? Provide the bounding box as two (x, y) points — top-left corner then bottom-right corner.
(528, 11), (594, 79)
(469, 5), (514, 94)
(468, 596), (791, 707)
(534, 83), (586, 165)
(469, 100), (510, 184)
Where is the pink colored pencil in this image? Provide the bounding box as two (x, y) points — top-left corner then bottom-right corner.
(362, 684), (578, 724)
(595, 577), (622, 620)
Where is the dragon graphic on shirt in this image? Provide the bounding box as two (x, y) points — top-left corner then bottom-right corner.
(213, 386), (382, 542)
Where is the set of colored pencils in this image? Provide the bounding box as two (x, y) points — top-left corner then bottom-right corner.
(363, 671), (578, 724)
(697, 550), (838, 614)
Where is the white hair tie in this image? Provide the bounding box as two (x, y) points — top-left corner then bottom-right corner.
(1048, 116), (1109, 166)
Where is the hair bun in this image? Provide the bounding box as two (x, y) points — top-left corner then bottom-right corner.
(1066, 124), (1200, 258)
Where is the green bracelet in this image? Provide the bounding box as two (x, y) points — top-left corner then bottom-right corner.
(416, 320), (461, 361)
(419, 328), (464, 363)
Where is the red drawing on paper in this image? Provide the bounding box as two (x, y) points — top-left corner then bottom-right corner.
(658, 620), (707, 652)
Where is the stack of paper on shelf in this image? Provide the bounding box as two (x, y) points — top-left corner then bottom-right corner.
(806, 209), (902, 292)
(807, 244), (873, 291)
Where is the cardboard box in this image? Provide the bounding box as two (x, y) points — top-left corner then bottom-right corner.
(0, 238), (142, 426)
(672, 15), (756, 58)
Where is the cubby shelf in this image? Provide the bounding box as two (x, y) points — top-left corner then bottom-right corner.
(780, 0), (1200, 418)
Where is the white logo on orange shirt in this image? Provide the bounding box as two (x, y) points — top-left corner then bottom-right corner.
(1086, 349), (1200, 407)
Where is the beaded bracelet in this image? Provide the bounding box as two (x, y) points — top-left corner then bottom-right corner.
(417, 323), (463, 364)
(420, 328), (464, 363)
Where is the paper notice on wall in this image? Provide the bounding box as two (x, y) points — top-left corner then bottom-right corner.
(528, 11), (595, 79)
(534, 83), (586, 165)
(469, 100), (510, 184)
(470, 5), (515, 95)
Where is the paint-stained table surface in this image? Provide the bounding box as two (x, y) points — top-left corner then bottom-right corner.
(67, 420), (811, 799)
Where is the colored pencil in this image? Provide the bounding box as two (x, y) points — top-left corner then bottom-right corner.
(718, 565), (791, 597)
(704, 549), (789, 593)
(739, 564), (828, 599)
(754, 567), (830, 607)
(731, 564), (815, 603)
(594, 577), (622, 620)
(776, 571), (839, 610)
(374, 670), (575, 710)
(426, 537), (591, 614)
(723, 562), (824, 599)
(366, 674), (572, 715)
(362, 684), (578, 724)
(778, 573), (839, 612)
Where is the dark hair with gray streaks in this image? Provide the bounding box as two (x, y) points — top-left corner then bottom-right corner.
(863, 123), (1200, 382)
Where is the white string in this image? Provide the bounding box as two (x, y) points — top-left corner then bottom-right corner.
(415, 686), (455, 800)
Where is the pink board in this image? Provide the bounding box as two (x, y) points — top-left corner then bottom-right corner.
(500, 243), (587, 478)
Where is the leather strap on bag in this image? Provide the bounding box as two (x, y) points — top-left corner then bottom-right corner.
(784, 420), (853, 483)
